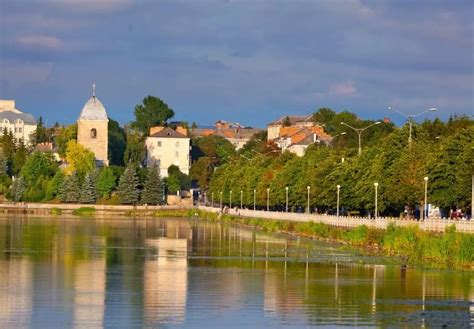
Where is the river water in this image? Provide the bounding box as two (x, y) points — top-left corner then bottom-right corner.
(0, 216), (471, 328)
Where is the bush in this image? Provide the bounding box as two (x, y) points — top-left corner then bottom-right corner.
(72, 207), (96, 216)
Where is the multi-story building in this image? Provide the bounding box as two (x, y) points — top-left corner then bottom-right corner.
(191, 120), (262, 150)
(145, 126), (190, 177)
(267, 115), (315, 141)
(0, 99), (37, 145)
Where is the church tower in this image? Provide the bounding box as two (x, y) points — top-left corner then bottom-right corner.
(77, 84), (109, 166)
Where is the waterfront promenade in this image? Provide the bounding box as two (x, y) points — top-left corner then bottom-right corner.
(198, 205), (474, 234)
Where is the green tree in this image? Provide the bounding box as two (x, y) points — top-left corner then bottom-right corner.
(45, 170), (64, 200)
(54, 124), (77, 157)
(124, 129), (146, 165)
(131, 96), (175, 135)
(108, 119), (126, 166)
(9, 176), (25, 202)
(141, 163), (164, 205)
(96, 167), (116, 199)
(282, 116), (292, 127)
(116, 164), (140, 204)
(190, 157), (213, 189)
(32, 116), (49, 145)
(65, 140), (95, 177)
(20, 151), (58, 186)
(59, 172), (81, 203)
(80, 173), (97, 203)
(167, 165), (191, 193)
(12, 140), (28, 176)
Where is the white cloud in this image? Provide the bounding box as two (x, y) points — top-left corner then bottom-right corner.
(16, 35), (63, 49)
(328, 81), (358, 97)
(46, 0), (134, 13)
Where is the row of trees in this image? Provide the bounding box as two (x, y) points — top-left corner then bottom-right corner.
(206, 113), (473, 217)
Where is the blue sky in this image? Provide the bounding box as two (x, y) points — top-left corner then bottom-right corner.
(0, 0), (472, 127)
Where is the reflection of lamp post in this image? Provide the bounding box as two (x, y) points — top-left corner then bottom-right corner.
(389, 106), (437, 146)
(219, 191), (222, 208)
(266, 188), (270, 211)
(240, 190), (243, 209)
(307, 186), (311, 214)
(374, 183), (379, 219)
(341, 121), (381, 156)
(336, 185), (341, 217)
(285, 186), (289, 212)
(230, 190), (233, 209)
(253, 189), (256, 211)
(423, 177), (428, 220)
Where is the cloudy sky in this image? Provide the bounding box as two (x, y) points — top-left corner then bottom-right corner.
(0, 0), (472, 127)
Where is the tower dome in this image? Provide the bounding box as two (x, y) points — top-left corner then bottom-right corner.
(78, 84), (108, 121)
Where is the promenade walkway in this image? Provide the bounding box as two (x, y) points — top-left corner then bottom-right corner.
(198, 205), (474, 234)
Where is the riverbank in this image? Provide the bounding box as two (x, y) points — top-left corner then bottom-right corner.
(153, 208), (473, 271)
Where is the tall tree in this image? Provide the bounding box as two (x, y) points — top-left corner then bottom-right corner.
(64, 140), (95, 177)
(131, 96), (175, 135)
(9, 176), (25, 202)
(96, 167), (116, 199)
(54, 124), (77, 157)
(141, 163), (164, 205)
(59, 172), (81, 203)
(116, 164), (140, 204)
(12, 140), (28, 176)
(20, 151), (58, 186)
(124, 128), (146, 165)
(80, 173), (97, 203)
(108, 119), (126, 166)
(32, 116), (49, 145)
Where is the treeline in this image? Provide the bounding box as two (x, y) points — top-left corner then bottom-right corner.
(207, 112), (473, 218)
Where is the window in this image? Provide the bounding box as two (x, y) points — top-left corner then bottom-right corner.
(157, 141), (162, 147)
(91, 128), (97, 139)
(18, 127), (22, 133)
(175, 151), (179, 157)
(175, 141), (180, 147)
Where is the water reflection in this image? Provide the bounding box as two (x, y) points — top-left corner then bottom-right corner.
(0, 216), (471, 328)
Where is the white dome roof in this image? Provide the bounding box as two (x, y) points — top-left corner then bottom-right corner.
(78, 96), (108, 121)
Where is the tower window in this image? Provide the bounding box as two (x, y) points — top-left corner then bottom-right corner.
(91, 128), (97, 139)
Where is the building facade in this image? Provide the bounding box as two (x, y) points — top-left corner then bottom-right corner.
(77, 85), (109, 166)
(145, 126), (190, 177)
(0, 100), (37, 145)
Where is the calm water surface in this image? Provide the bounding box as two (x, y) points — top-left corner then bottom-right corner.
(0, 216), (472, 328)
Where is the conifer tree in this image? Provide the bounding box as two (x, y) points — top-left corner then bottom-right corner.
(116, 164), (140, 204)
(141, 163), (164, 205)
(59, 172), (80, 203)
(10, 176), (25, 202)
(80, 173), (96, 203)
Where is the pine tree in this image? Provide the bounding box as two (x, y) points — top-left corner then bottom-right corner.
(59, 172), (80, 203)
(116, 164), (140, 204)
(80, 173), (96, 203)
(141, 163), (164, 205)
(9, 176), (25, 202)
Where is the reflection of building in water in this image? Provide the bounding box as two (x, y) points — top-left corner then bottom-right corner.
(144, 238), (188, 325)
(0, 259), (32, 327)
(72, 241), (106, 329)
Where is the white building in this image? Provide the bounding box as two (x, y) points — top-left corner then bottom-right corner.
(145, 126), (191, 177)
(0, 100), (37, 145)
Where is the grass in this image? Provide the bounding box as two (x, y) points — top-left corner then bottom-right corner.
(50, 207), (62, 215)
(179, 209), (473, 270)
(72, 207), (96, 216)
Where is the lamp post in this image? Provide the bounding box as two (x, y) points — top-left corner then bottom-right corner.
(253, 189), (256, 211)
(240, 190), (243, 209)
(230, 190), (233, 209)
(285, 186), (289, 212)
(374, 183), (379, 219)
(204, 192), (207, 206)
(211, 192), (214, 208)
(219, 191), (222, 209)
(266, 188), (270, 212)
(336, 185), (341, 217)
(389, 106), (437, 146)
(307, 186), (311, 214)
(423, 177), (428, 221)
(340, 121), (381, 156)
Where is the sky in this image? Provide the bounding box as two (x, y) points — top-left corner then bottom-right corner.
(0, 0), (472, 128)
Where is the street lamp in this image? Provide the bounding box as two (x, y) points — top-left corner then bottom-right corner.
(211, 192), (214, 208)
(253, 189), (256, 211)
(285, 186), (289, 212)
(204, 192), (207, 206)
(340, 121), (381, 156)
(266, 188), (270, 211)
(389, 106), (437, 146)
(336, 185), (341, 217)
(240, 190), (243, 209)
(423, 177), (428, 221)
(374, 183), (379, 219)
(219, 191), (222, 209)
(230, 190), (233, 209)
(307, 186), (311, 213)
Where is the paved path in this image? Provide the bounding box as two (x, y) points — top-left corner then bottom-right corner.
(198, 206), (474, 234)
